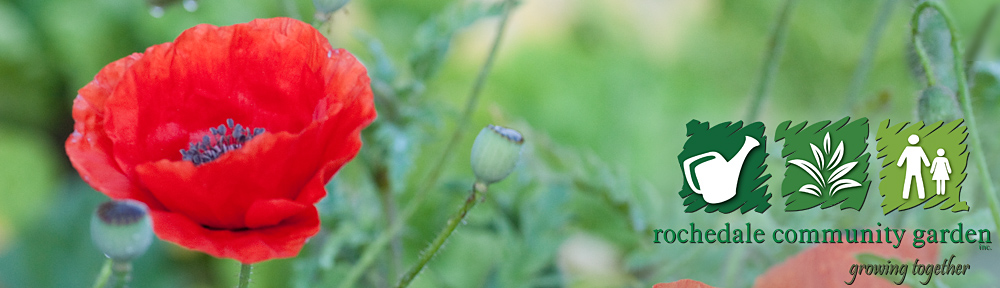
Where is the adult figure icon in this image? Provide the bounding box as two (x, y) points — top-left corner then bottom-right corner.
(930, 148), (952, 195)
(897, 134), (929, 199)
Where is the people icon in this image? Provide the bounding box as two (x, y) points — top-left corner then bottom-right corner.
(897, 134), (930, 199)
(930, 148), (952, 195)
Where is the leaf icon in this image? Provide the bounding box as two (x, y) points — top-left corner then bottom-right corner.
(810, 144), (825, 170)
(830, 179), (861, 196)
(823, 132), (831, 154)
(799, 184), (822, 197)
(828, 141), (844, 169)
(829, 161), (856, 184)
(790, 159), (824, 186)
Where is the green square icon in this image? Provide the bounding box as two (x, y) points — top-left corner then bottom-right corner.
(876, 120), (970, 214)
(774, 117), (872, 211)
(677, 120), (771, 213)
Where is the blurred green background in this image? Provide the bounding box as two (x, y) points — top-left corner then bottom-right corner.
(0, 0), (999, 287)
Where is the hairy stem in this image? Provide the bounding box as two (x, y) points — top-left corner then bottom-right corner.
(335, 2), (516, 287)
(237, 263), (253, 288)
(111, 261), (131, 288)
(396, 184), (484, 288)
(844, 0), (897, 114)
(746, 0), (798, 122)
(964, 3), (997, 78)
(911, 1), (1000, 232)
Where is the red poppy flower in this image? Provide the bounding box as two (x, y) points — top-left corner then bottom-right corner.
(66, 17), (376, 263)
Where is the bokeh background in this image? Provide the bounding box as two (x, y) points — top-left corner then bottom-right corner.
(1, 0), (999, 287)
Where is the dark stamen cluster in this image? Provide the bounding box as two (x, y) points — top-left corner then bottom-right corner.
(180, 119), (265, 165)
(488, 124), (524, 144)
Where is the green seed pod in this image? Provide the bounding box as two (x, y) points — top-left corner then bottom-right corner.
(917, 85), (963, 124)
(91, 200), (153, 261)
(470, 125), (524, 185)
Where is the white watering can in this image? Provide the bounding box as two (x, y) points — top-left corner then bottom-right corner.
(682, 136), (760, 204)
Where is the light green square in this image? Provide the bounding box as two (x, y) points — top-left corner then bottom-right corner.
(875, 120), (970, 214)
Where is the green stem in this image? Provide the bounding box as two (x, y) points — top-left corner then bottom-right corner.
(844, 0), (897, 114)
(911, 1), (1000, 233)
(237, 263), (253, 288)
(92, 258), (113, 288)
(746, 0), (798, 122)
(964, 4), (998, 78)
(372, 165), (402, 282)
(335, 2), (516, 287)
(395, 184), (484, 288)
(111, 261), (131, 288)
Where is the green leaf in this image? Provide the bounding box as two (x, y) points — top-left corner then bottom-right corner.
(409, 1), (507, 81)
(313, 0), (349, 14)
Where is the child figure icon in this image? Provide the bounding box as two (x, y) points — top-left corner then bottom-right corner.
(930, 148), (952, 195)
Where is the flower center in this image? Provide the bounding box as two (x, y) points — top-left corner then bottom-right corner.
(180, 119), (265, 165)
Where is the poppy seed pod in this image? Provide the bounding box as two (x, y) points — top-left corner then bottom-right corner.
(918, 85), (963, 124)
(91, 200), (153, 261)
(471, 125), (524, 184)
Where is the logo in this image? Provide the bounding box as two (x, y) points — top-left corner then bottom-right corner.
(774, 117), (872, 211)
(677, 120), (771, 213)
(876, 120), (970, 214)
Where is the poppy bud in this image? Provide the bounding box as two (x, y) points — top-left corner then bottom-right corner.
(470, 125), (524, 184)
(91, 200), (153, 261)
(917, 85), (963, 124)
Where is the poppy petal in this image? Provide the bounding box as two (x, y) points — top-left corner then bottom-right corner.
(149, 207), (319, 264)
(104, 17), (347, 170)
(77, 53), (143, 113)
(244, 199), (307, 229)
(67, 54), (164, 209)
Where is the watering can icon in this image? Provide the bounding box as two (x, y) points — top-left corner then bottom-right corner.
(682, 136), (760, 204)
